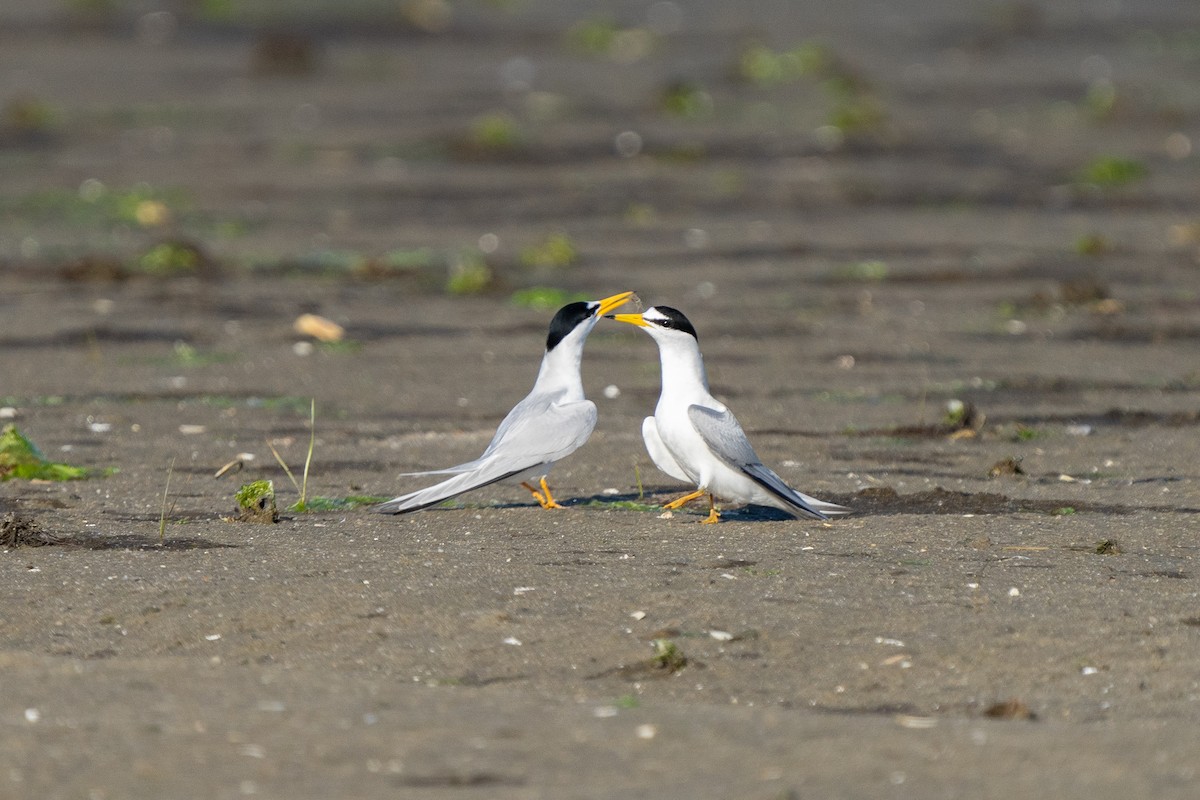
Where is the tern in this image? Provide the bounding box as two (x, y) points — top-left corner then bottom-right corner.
(608, 305), (848, 524)
(377, 291), (635, 514)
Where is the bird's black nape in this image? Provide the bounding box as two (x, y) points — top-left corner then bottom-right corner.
(545, 301), (596, 351)
(646, 306), (699, 340)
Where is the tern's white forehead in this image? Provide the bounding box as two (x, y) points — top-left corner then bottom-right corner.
(643, 307), (669, 323)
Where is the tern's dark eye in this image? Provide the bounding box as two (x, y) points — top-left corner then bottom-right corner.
(649, 306), (698, 340)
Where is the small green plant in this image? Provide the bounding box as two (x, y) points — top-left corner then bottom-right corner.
(738, 41), (831, 86)
(1075, 233), (1114, 256)
(169, 341), (234, 367)
(301, 495), (388, 511)
(235, 479), (279, 524)
(266, 399), (317, 512)
(1076, 156), (1147, 188)
(0, 424), (90, 482)
(136, 241), (201, 276)
(468, 111), (522, 152)
(510, 287), (587, 310)
(833, 259), (889, 282)
(520, 232), (577, 269)
(446, 250), (493, 295)
(1052, 506), (1077, 516)
(651, 639), (687, 672)
(567, 17), (621, 55)
(660, 80), (712, 119)
(1083, 82), (1118, 119)
(1, 94), (59, 140)
(582, 498), (661, 512)
(158, 457), (176, 544)
(1013, 425), (1041, 441)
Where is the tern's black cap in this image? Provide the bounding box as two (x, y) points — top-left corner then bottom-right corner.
(546, 301), (595, 351)
(646, 306), (698, 340)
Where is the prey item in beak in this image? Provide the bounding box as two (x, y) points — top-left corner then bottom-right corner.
(595, 291), (637, 317)
(606, 312), (649, 327)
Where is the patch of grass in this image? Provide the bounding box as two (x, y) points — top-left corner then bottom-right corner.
(1, 94), (60, 141)
(302, 495), (388, 511)
(1083, 81), (1118, 119)
(567, 17), (621, 55)
(1013, 425), (1043, 441)
(832, 260), (889, 282)
(137, 241), (200, 275)
(660, 80), (713, 119)
(651, 639), (687, 672)
(624, 203), (656, 227)
(3, 182), (191, 230)
(566, 17), (654, 61)
(738, 41), (831, 86)
(158, 457), (176, 544)
(520, 232), (578, 270)
(1075, 233), (1114, 256)
(170, 341), (237, 367)
(581, 499), (662, 513)
(266, 399), (317, 512)
(1052, 506), (1077, 516)
(468, 111), (522, 152)
(235, 479), (279, 524)
(510, 287), (588, 310)
(317, 339), (363, 354)
(737, 40), (885, 136)
(446, 250), (493, 295)
(614, 694), (639, 709)
(1075, 156), (1147, 188)
(0, 424), (91, 482)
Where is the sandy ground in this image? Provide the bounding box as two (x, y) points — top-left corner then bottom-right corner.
(3, 0), (1200, 797)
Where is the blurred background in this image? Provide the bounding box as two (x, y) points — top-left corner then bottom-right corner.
(3, 0), (1197, 298)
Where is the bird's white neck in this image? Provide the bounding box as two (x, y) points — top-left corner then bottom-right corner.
(656, 337), (712, 405)
(533, 339), (586, 400)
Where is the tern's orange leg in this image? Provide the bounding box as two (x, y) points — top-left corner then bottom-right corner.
(521, 477), (563, 509)
(662, 489), (706, 510)
(700, 494), (721, 524)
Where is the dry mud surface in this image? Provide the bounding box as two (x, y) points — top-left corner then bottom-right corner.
(3, 1), (1200, 797)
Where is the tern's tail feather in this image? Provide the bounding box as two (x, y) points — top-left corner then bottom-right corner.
(376, 466), (524, 514)
(742, 463), (850, 521)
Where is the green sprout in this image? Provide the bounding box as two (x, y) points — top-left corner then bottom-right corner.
(1076, 156), (1147, 188)
(265, 399), (317, 512)
(468, 112), (522, 152)
(446, 250), (493, 295)
(510, 287), (588, 310)
(520, 232), (577, 269)
(651, 639), (687, 672)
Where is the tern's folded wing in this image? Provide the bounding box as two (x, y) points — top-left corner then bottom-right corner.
(685, 404), (760, 466)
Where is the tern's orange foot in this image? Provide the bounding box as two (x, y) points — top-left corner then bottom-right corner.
(663, 489), (706, 510)
(699, 495), (721, 524)
(522, 479), (564, 509)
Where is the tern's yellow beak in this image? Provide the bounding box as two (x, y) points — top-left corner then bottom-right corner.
(606, 311), (649, 327)
(595, 291), (636, 317)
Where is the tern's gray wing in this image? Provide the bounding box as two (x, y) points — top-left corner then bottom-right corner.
(396, 389), (594, 478)
(686, 404), (761, 466)
(482, 389), (598, 465)
(378, 390), (597, 514)
(687, 405), (844, 520)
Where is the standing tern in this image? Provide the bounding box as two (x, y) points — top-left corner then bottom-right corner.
(377, 291), (635, 514)
(607, 305), (848, 523)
